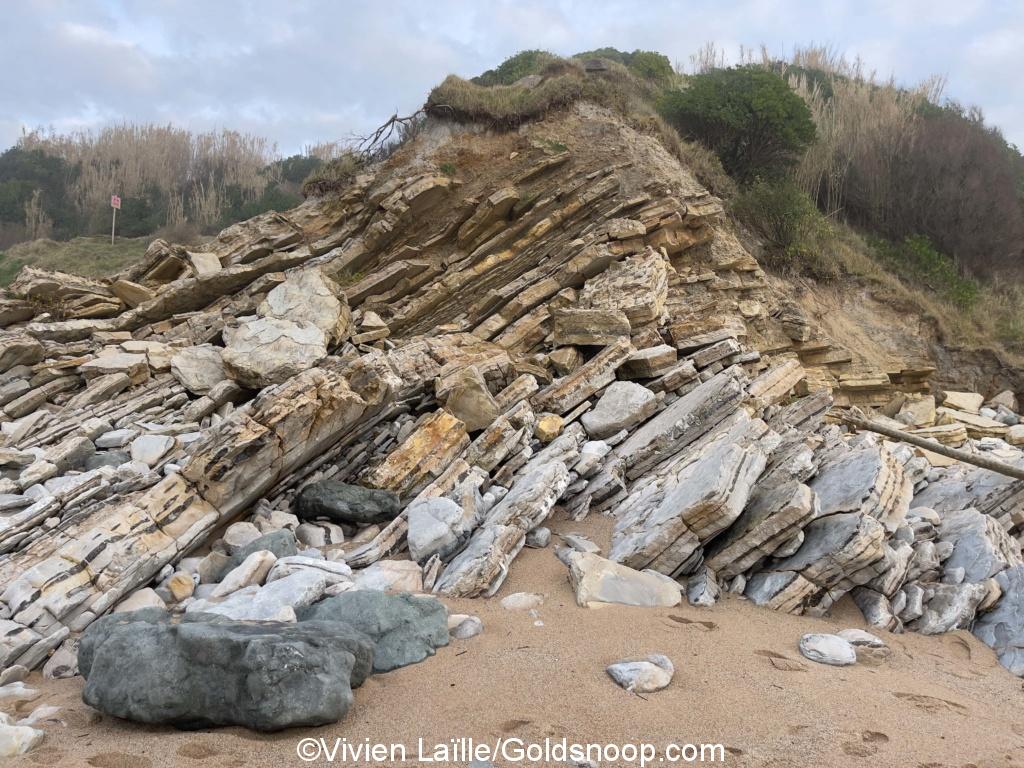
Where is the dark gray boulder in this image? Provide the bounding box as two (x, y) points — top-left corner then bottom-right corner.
(79, 611), (375, 731)
(299, 591), (448, 672)
(84, 450), (130, 470)
(295, 481), (400, 526)
(212, 529), (298, 582)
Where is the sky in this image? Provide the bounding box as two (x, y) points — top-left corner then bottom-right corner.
(2, 0), (1023, 155)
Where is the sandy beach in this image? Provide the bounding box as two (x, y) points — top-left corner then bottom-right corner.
(7, 512), (1024, 768)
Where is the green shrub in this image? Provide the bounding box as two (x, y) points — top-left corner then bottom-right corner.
(659, 67), (815, 181)
(472, 50), (560, 86)
(574, 48), (675, 85)
(870, 235), (980, 310)
(731, 178), (836, 276)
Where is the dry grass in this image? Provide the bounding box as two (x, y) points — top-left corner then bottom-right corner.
(301, 151), (366, 198)
(0, 236), (148, 285)
(627, 113), (735, 198)
(815, 223), (1024, 359)
(426, 57), (662, 130)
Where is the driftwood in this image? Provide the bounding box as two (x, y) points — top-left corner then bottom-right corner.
(837, 410), (1024, 481)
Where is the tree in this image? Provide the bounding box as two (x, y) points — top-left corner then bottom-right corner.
(659, 67), (816, 180)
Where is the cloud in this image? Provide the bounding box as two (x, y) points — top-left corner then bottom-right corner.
(1, 0), (1021, 153)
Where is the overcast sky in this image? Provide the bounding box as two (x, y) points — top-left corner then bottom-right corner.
(3, 0), (1023, 155)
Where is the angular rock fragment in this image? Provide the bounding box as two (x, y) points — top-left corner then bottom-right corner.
(809, 444), (911, 533)
(363, 410), (470, 499)
(568, 552), (681, 608)
(435, 458), (571, 597)
(222, 316), (328, 388)
(532, 339), (633, 416)
(551, 308), (631, 346)
(580, 381), (657, 440)
(170, 345), (227, 394)
(745, 512), (887, 614)
(259, 268), (352, 343)
(612, 367), (745, 479)
(611, 421), (770, 576)
(704, 481), (818, 580)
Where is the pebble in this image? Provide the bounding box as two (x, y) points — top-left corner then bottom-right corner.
(798, 633), (857, 666)
(525, 527), (551, 548)
(448, 614), (483, 639)
(606, 654), (674, 693)
(837, 628), (887, 648)
(500, 592), (544, 611)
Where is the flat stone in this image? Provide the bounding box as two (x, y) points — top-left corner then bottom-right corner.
(114, 588), (166, 613)
(95, 428), (139, 449)
(352, 560), (423, 593)
(568, 552), (680, 608)
(448, 614), (483, 639)
(129, 434), (174, 467)
(187, 569), (329, 622)
(211, 551), (277, 598)
(942, 390), (984, 414)
(836, 628), (887, 648)
(799, 633), (857, 666)
(552, 308), (631, 346)
(500, 592), (544, 610)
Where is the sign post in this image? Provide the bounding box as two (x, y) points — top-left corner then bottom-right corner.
(110, 194), (121, 245)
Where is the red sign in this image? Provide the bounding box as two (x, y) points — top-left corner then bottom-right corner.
(111, 195), (121, 210)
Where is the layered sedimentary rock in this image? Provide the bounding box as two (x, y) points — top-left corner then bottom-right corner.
(0, 99), (1022, 698)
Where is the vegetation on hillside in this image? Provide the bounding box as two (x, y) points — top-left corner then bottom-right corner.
(0, 126), (332, 251)
(4, 42), (1023, 357)
(428, 45), (1024, 354)
(659, 67), (816, 180)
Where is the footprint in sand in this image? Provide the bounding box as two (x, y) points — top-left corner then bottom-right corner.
(25, 746), (65, 765)
(667, 615), (717, 631)
(501, 718), (533, 733)
(177, 742), (223, 760)
(893, 692), (968, 715)
(842, 730), (891, 757)
(87, 753), (153, 768)
(754, 649), (807, 672)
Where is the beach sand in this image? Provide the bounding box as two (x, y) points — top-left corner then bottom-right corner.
(7, 512), (1024, 768)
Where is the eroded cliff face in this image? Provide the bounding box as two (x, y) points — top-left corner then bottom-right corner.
(1, 102), (1022, 684)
